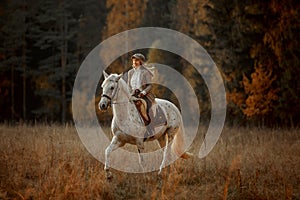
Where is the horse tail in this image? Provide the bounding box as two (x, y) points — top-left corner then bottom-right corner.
(171, 117), (193, 159)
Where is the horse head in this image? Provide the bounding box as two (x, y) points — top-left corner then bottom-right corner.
(99, 71), (123, 110)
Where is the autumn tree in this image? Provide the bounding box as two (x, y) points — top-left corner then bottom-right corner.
(259, 0), (300, 126)
(171, 0), (215, 119)
(238, 64), (278, 122)
(216, 1), (268, 125)
(102, 0), (147, 73)
(225, 0), (299, 126)
(229, 0), (300, 126)
(0, 0), (299, 127)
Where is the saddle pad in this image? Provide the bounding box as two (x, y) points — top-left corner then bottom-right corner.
(151, 105), (167, 127)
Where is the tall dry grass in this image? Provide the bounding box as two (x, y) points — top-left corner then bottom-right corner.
(0, 124), (299, 199)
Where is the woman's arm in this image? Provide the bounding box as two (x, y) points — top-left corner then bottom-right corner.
(141, 70), (153, 95)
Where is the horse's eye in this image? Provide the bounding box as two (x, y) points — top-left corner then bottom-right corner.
(110, 86), (114, 90)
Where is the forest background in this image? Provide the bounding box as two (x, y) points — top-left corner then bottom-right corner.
(0, 0), (299, 127)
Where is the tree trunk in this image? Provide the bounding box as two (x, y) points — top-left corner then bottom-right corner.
(22, 35), (27, 121)
(22, 0), (27, 121)
(11, 64), (15, 121)
(60, 0), (67, 123)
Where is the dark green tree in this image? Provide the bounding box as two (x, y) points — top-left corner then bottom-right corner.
(30, 0), (78, 122)
(77, 0), (106, 61)
(0, 0), (31, 121)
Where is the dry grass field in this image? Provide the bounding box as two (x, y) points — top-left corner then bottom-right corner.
(0, 124), (299, 200)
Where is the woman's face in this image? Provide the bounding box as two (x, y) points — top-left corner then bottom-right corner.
(132, 58), (142, 68)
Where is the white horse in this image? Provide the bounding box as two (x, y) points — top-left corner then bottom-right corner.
(99, 71), (192, 179)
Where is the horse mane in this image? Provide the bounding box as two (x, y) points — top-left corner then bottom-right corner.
(118, 77), (131, 96)
(102, 73), (131, 97)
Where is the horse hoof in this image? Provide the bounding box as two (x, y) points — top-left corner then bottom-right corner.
(105, 171), (113, 180)
(157, 171), (163, 179)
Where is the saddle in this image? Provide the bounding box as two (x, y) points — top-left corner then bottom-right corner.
(133, 98), (150, 125)
(132, 97), (167, 128)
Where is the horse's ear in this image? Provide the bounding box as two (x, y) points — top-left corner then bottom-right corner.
(103, 70), (109, 79)
(116, 73), (123, 81)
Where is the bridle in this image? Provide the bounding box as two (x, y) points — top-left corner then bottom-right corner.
(101, 80), (129, 105)
(101, 94), (112, 101)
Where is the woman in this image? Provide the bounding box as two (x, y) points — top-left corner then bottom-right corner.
(127, 53), (155, 138)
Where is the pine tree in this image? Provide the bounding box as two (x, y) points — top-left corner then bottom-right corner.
(77, 0), (106, 61)
(31, 0), (77, 122)
(142, 0), (175, 28)
(0, 0), (30, 121)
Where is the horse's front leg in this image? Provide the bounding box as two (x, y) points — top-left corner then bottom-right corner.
(105, 135), (124, 179)
(159, 133), (169, 175)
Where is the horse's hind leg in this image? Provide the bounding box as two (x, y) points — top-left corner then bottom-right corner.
(137, 148), (146, 173)
(159, 134), (170, 175)
(137, 140), (145, 172)
(105, 135), (124, 179)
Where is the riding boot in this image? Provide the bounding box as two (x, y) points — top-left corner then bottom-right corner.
(144, 109), (154, 141)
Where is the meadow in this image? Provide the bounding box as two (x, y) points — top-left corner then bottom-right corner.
(0, 124), (299, 199)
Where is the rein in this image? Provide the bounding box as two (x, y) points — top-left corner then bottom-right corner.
(102, 79), (131, 105)
(111, 101), (130, 105)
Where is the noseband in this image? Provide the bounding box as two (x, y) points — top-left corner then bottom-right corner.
(101, 80), (120, 105)
(101, 94), (112, 101)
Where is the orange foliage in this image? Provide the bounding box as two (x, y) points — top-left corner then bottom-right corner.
(227, 89), (244, 107)
(173, 0), (213, 42)
(242, 63), (278, 117)
(103, 0), (147, 38)
(227, 62), (279, 118)
(101, 0), (147, 73)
